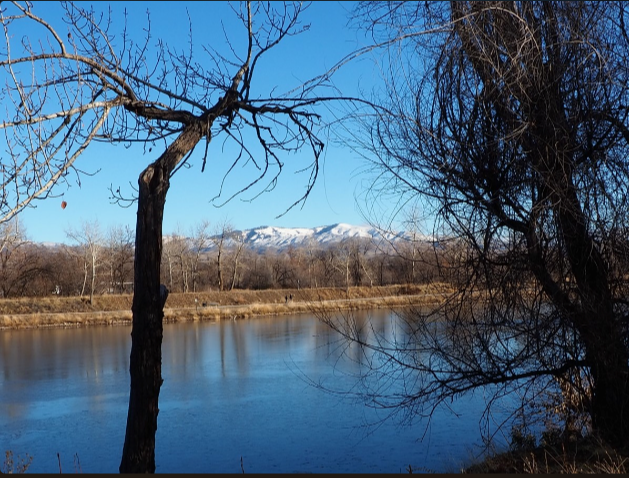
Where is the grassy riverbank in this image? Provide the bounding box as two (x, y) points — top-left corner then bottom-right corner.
(0, 283), (450, 330)
(462, 434), (629, 474)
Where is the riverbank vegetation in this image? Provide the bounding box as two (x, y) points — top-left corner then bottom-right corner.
(0, 217), (445, 302)
(464, 434), (629, 474)
(0, 283), (450, 329)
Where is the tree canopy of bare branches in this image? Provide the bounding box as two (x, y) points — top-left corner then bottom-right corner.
(330, 0), (629, 451)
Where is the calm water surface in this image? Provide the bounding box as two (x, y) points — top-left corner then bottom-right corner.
(0, 310), (512, 473)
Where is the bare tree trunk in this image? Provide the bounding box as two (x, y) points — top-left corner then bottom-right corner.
(229, 239), (245, 291)
(532, 96), (629, 447)
(90, 253), (96, 305)
(557, 198), (629, 446)
(179, 254), (188, 293)
(120, 123), (203, 473)
(119, 163), (169, 473)
(217, 246), (224, 292)
(80, 260), (88, 298)
(166, 253), (173, 291)
(192, 253), (199, 293)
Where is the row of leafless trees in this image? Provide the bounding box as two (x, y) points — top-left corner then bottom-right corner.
(0, 217), (446, 300)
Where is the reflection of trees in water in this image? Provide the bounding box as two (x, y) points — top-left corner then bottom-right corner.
(162, 322), (206, 381)
(0, 325), (132, 421)
(0, 327), (130, 382)
(219, 320), (248, 377)
(318, 301), (596, 449)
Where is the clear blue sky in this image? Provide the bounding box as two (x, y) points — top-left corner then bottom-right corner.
(15, 1), (391, 244)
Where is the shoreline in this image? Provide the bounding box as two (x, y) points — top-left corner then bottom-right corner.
(0, 286), (449, 330)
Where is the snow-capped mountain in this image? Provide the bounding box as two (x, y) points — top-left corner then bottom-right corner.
(223, 223), (408, 252)
(38, 222), (430, 251)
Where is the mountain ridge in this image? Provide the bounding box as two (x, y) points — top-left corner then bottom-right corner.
(222, 222), (412, 252)
(35, 222), (426, 251)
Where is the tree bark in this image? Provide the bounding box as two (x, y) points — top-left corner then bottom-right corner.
(120, 122), (204, 473)
(119, 162), (169, 473)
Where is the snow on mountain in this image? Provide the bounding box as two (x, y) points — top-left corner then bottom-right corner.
(226, 223), (409, 252)
(33, 223), (429, 251)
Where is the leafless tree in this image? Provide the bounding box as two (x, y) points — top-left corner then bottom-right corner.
(315, 247), (340, 288)
(304, 236), (319, 288)
(271, 249), (298, 288)
(286, 244), (308, 290)
(350, 237), (375, 287)
(162, 226), (191, 292)
(43, 246), (81, 296)
(334, 239), (359, 293)
(327, 0), (629, 450)
(228, 230), (246, 290)
(399, 208), (424, 284)
(0, 217), (25, 297)
(211, 219), (234, 292)
(0, 1), (347, 471)
(21, 244), (58, 296)
(105, 224), (134, 294)
(240, 250), (273, 289)
(66, 220), (104, 304)
(0, 218), (51, 296)
(161, 233), (179, 292)
(189, 220), (211, 293)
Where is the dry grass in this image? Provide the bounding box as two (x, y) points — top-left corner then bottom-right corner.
(463, 435), (629, 474)
(2, 451), (33, 474)
(0, 283), (451, 330)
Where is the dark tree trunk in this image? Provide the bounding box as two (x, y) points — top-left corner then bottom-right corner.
(541, 119), (629, 449)
(588, 334), (629, 447)
(119, 162), (170, 473)
(120, 123), (204, 473)
(217, 244), (224, 291)
(561, 210), (629, 447)
(524, 153), (629, 447)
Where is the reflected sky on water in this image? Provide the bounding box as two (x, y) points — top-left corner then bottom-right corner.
(0, 310), (513, 473)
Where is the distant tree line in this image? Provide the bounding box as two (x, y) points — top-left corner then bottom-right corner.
(0, 217), (449, 300)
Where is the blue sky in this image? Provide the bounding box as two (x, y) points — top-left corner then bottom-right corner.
(14, 1), (390, 244)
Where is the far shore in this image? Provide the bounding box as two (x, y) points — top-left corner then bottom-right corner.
(0, 283), (450, 330)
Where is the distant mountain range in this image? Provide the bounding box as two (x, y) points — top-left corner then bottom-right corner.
(216, 223), (414, 252)
(40, 223), (429, 251)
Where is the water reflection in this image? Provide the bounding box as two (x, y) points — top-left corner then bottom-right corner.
(0, 326), (130, 383)
(0, 311), (511, 473)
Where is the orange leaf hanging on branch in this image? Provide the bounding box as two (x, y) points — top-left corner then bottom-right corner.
(61, 200), (67, 209)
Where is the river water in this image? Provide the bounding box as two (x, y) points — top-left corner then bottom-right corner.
(0, 309), (513, 473)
